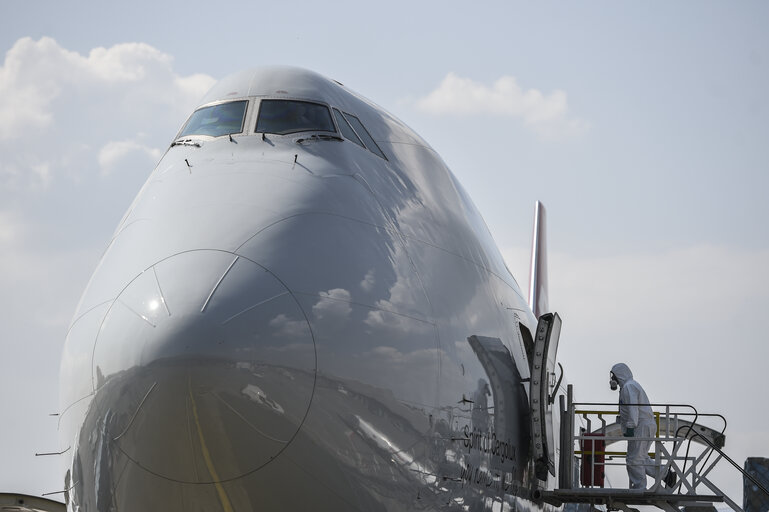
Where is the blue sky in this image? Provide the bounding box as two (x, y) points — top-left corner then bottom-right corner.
(1, 0), (767, 501)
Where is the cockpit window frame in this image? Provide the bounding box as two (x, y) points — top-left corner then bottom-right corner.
(339, 111), (388, 161)
(332, 108), (365, 148)
(255, 99), (337, 136)
(176, 99), (250, 140)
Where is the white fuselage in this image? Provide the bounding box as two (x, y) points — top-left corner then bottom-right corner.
(58, 67), (552, 511)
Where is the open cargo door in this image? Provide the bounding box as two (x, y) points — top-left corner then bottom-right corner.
(530, 312), (562, 481)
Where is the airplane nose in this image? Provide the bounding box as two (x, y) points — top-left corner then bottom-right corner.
(91, 250), (316, 483)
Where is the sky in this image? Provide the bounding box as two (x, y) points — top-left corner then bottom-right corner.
(1, 0), (768, 504)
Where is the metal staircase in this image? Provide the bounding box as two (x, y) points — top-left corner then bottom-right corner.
(537, 385), (769, 512)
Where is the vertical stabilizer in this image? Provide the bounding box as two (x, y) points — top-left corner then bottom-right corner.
(528, 201), (548, 318)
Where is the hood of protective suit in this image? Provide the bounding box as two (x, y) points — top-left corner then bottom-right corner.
(611, 363), (633, 387)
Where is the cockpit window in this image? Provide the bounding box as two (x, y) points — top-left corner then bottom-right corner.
(256, 100), (335, 135)
(332, 108), (364, 147)
(342, 113), (387, 160)
(178, 100), (248, 138)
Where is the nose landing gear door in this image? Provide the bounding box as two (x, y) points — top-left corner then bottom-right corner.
(530, 312), (561, 481)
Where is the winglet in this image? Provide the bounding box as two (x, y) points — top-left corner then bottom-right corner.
(528, 201), (548, 318)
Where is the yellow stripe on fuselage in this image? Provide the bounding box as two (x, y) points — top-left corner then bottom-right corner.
(188, 383), (234, 512)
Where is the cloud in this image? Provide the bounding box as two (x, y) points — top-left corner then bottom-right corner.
(0, 37), (215, 188)
(501, 242), (769, 395)
(98, 139), (162, 175)
(0, 37), (214, 140)
(416, 72), (588, 138)
(503, 243), (769, 334)
(0, 210), (21, 244)
(545, 245), (769, 337)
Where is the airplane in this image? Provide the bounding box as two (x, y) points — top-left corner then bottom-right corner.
(52, 66), (564, 511)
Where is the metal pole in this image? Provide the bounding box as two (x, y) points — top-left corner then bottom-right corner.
(559, 394), (567, 489)
(564, 384), (574, 489)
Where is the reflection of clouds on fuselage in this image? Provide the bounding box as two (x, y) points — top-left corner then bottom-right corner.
(292, 367), (451, 507)
(364, 308), (435, 335)
(288, 127), (536, 469)
(268, 313), (308, 338)
(363, 346), (443, 367)
(356, 132), (528, 369)
(239, 211), (427, 324)
(323, 340), (442, 408)
(375, 143), (507, 277)
(311, 288), (352, 320)
(234, 341), (312, 355)
(409, 243), (532, 413)
(364, 238), (432, 332)
(263, 209), (441, 408)
(359, 269), (375, 292)
(324, 221), (433, 338)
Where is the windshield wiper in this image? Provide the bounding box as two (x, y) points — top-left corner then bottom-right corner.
(296, 134), (343, 144)
(170, 138), (202, 148)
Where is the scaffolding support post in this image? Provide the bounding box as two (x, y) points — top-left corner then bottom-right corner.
(559, 393), (569, 489)
(566, 384), (574, 489)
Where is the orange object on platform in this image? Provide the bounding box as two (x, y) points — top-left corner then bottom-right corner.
(580, 432), (605, 487)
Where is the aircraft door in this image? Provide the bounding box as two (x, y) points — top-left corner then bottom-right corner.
(529, 312), (562, 481)
(467, 335), (530, 479)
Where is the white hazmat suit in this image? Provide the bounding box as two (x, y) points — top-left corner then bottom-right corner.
(611, 363), (659, 489)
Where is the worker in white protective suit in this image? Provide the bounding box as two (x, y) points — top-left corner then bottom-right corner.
(610, 363), (662, 490)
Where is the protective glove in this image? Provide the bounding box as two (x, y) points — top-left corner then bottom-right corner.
(624, 427), (635, 438)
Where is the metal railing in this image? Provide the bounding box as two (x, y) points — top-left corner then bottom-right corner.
(557, 385), (769, 512)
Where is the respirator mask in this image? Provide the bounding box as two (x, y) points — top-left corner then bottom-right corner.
(609, 372), (618, 391)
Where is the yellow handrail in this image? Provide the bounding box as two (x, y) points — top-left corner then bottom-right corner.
(575, 451), (657, 457)
(574, 410), (661, 436)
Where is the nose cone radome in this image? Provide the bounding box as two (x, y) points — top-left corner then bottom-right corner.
(91, 250), (316, 483)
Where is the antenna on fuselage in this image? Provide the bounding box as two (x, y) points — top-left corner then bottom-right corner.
(528, 200), (548, 318)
